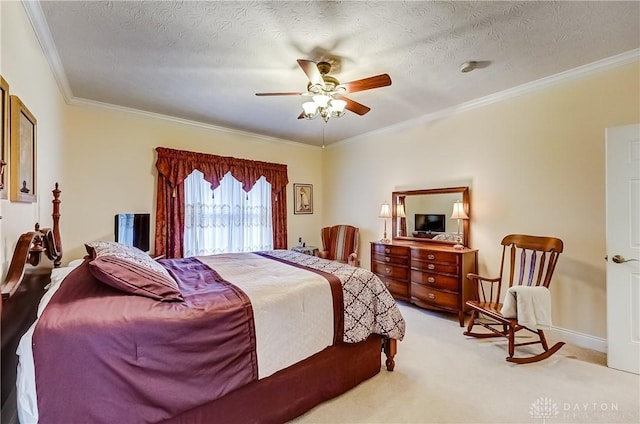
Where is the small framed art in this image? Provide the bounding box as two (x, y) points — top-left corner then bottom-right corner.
(293, 183), (313, 214)
(10, 95), (37, 203)
(0, 76), (9, 199)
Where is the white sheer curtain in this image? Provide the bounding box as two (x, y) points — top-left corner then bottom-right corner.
(184, 170), (273, 257)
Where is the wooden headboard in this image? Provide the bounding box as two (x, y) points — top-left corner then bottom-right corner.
(1, 184), (62, 422)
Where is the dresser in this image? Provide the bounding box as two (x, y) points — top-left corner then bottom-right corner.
(371, 241), (478, 326)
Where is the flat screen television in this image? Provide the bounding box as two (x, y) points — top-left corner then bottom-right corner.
(115, 213), (150, 252)
(414, 213), (446, 233)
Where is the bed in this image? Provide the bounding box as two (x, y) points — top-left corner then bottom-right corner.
(1, 185), (405, 424)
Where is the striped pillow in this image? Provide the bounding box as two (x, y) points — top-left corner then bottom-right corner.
(85, 241), (182, 302)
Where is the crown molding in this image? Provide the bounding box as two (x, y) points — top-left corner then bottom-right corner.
(22, 0), (73, 103)
(22, 1), (317, 149)
(69, 97), (317, 149)
(332, 48), (640, 148)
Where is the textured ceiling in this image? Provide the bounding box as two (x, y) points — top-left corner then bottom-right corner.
(29, 1), (640, 146)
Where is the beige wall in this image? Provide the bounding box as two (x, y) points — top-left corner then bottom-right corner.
(0, 1), (68, 275)
(61, 105), (323, 261)
(323, 62), (640, 341)
(0, 2), (323, 272)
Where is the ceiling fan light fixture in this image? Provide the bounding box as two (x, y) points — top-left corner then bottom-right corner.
(301, 96), (348, 121)
(259, 58), (392, 123)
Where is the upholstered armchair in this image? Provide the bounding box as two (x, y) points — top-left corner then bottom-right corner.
(318, 225), (359, 267)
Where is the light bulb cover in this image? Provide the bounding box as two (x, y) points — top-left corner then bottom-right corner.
(312, 95), (330, 107)
(302, 101), (318, 118)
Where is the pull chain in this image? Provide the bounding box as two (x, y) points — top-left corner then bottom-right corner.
(322, 124), (325, 149)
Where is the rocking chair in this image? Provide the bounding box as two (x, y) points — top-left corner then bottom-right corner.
(464, 234), (565, 364)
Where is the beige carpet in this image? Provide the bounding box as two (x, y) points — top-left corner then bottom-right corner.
(293, 303), (640, 424)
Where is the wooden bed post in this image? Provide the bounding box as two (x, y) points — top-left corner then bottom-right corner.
(51, 183), (62, 267)
(382, 337), (397, 371)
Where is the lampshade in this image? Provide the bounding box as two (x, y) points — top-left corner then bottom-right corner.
(379, 202), (392, 218)
(451, 201), (469, 220)
(330, 99), (347, 114)
(395, 203), (406, 218)
(302, 101), (317, 116)
(312, 94), (330, 107)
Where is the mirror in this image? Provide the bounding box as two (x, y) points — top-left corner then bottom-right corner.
(391, 186), (470, 247)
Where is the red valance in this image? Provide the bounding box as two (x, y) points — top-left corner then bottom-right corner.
(154, 147), (288, 258)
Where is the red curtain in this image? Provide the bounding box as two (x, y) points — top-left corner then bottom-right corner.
(155, 147), (288, 258)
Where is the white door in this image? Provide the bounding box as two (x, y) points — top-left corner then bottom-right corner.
(606, 124), (640, 374)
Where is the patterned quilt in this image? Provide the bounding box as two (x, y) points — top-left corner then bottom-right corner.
(261, 250), (406, 343)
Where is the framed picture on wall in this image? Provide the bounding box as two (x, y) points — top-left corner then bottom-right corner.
(293, 183), (313, 214)
(10, 95), (37, 203)
(0, 76), (9, 200)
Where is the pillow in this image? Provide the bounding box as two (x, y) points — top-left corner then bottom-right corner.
(85, 241), (183, 302)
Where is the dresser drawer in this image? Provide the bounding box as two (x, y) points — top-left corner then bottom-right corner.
(373, 253), (407, 266)
(410, 270), (459, 292)
(410, 283), (459, 310)
(372, 244), (410, 257)
(411, 260), (459, 275)
(372, 262), (409, 281)
(378, 276), (409, 299)
(411, 249), (458, 264)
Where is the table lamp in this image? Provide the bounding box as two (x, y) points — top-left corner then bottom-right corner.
(379, 202), (392, 243)
(451, 200), (469, 249)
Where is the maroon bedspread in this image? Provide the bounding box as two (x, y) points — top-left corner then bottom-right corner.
(33, 258), (257, 424)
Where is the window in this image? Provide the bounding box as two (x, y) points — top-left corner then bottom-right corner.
(184, 170), (273, 256)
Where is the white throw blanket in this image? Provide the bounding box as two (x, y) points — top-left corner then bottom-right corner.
(499, 286), (552, 329)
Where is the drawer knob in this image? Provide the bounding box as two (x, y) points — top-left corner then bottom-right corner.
(385, 248), (391, 254)
(385, 267), (391, 274)
(385, 257), (390, 262)
(427, 293), (436, 300)
(427, 264), (435, 270)
(427, 254), (435, 260)
(427, 277), (435, 283)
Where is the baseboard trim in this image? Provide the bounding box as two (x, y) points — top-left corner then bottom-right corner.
(549, 326), (607, 353)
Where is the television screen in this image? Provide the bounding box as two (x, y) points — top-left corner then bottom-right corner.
(115, 213), (150, 252)
(414, 213), (446, 233)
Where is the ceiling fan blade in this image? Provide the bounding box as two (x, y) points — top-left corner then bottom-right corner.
(341, 74), (392, 94)
(297, 111), (305, 120)
(297, 59), (325, 87)
(255, 92), (305, 96)
(335, 95), (371, 116)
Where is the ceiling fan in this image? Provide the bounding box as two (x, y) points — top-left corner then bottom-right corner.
(255, 59), (392, 122)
